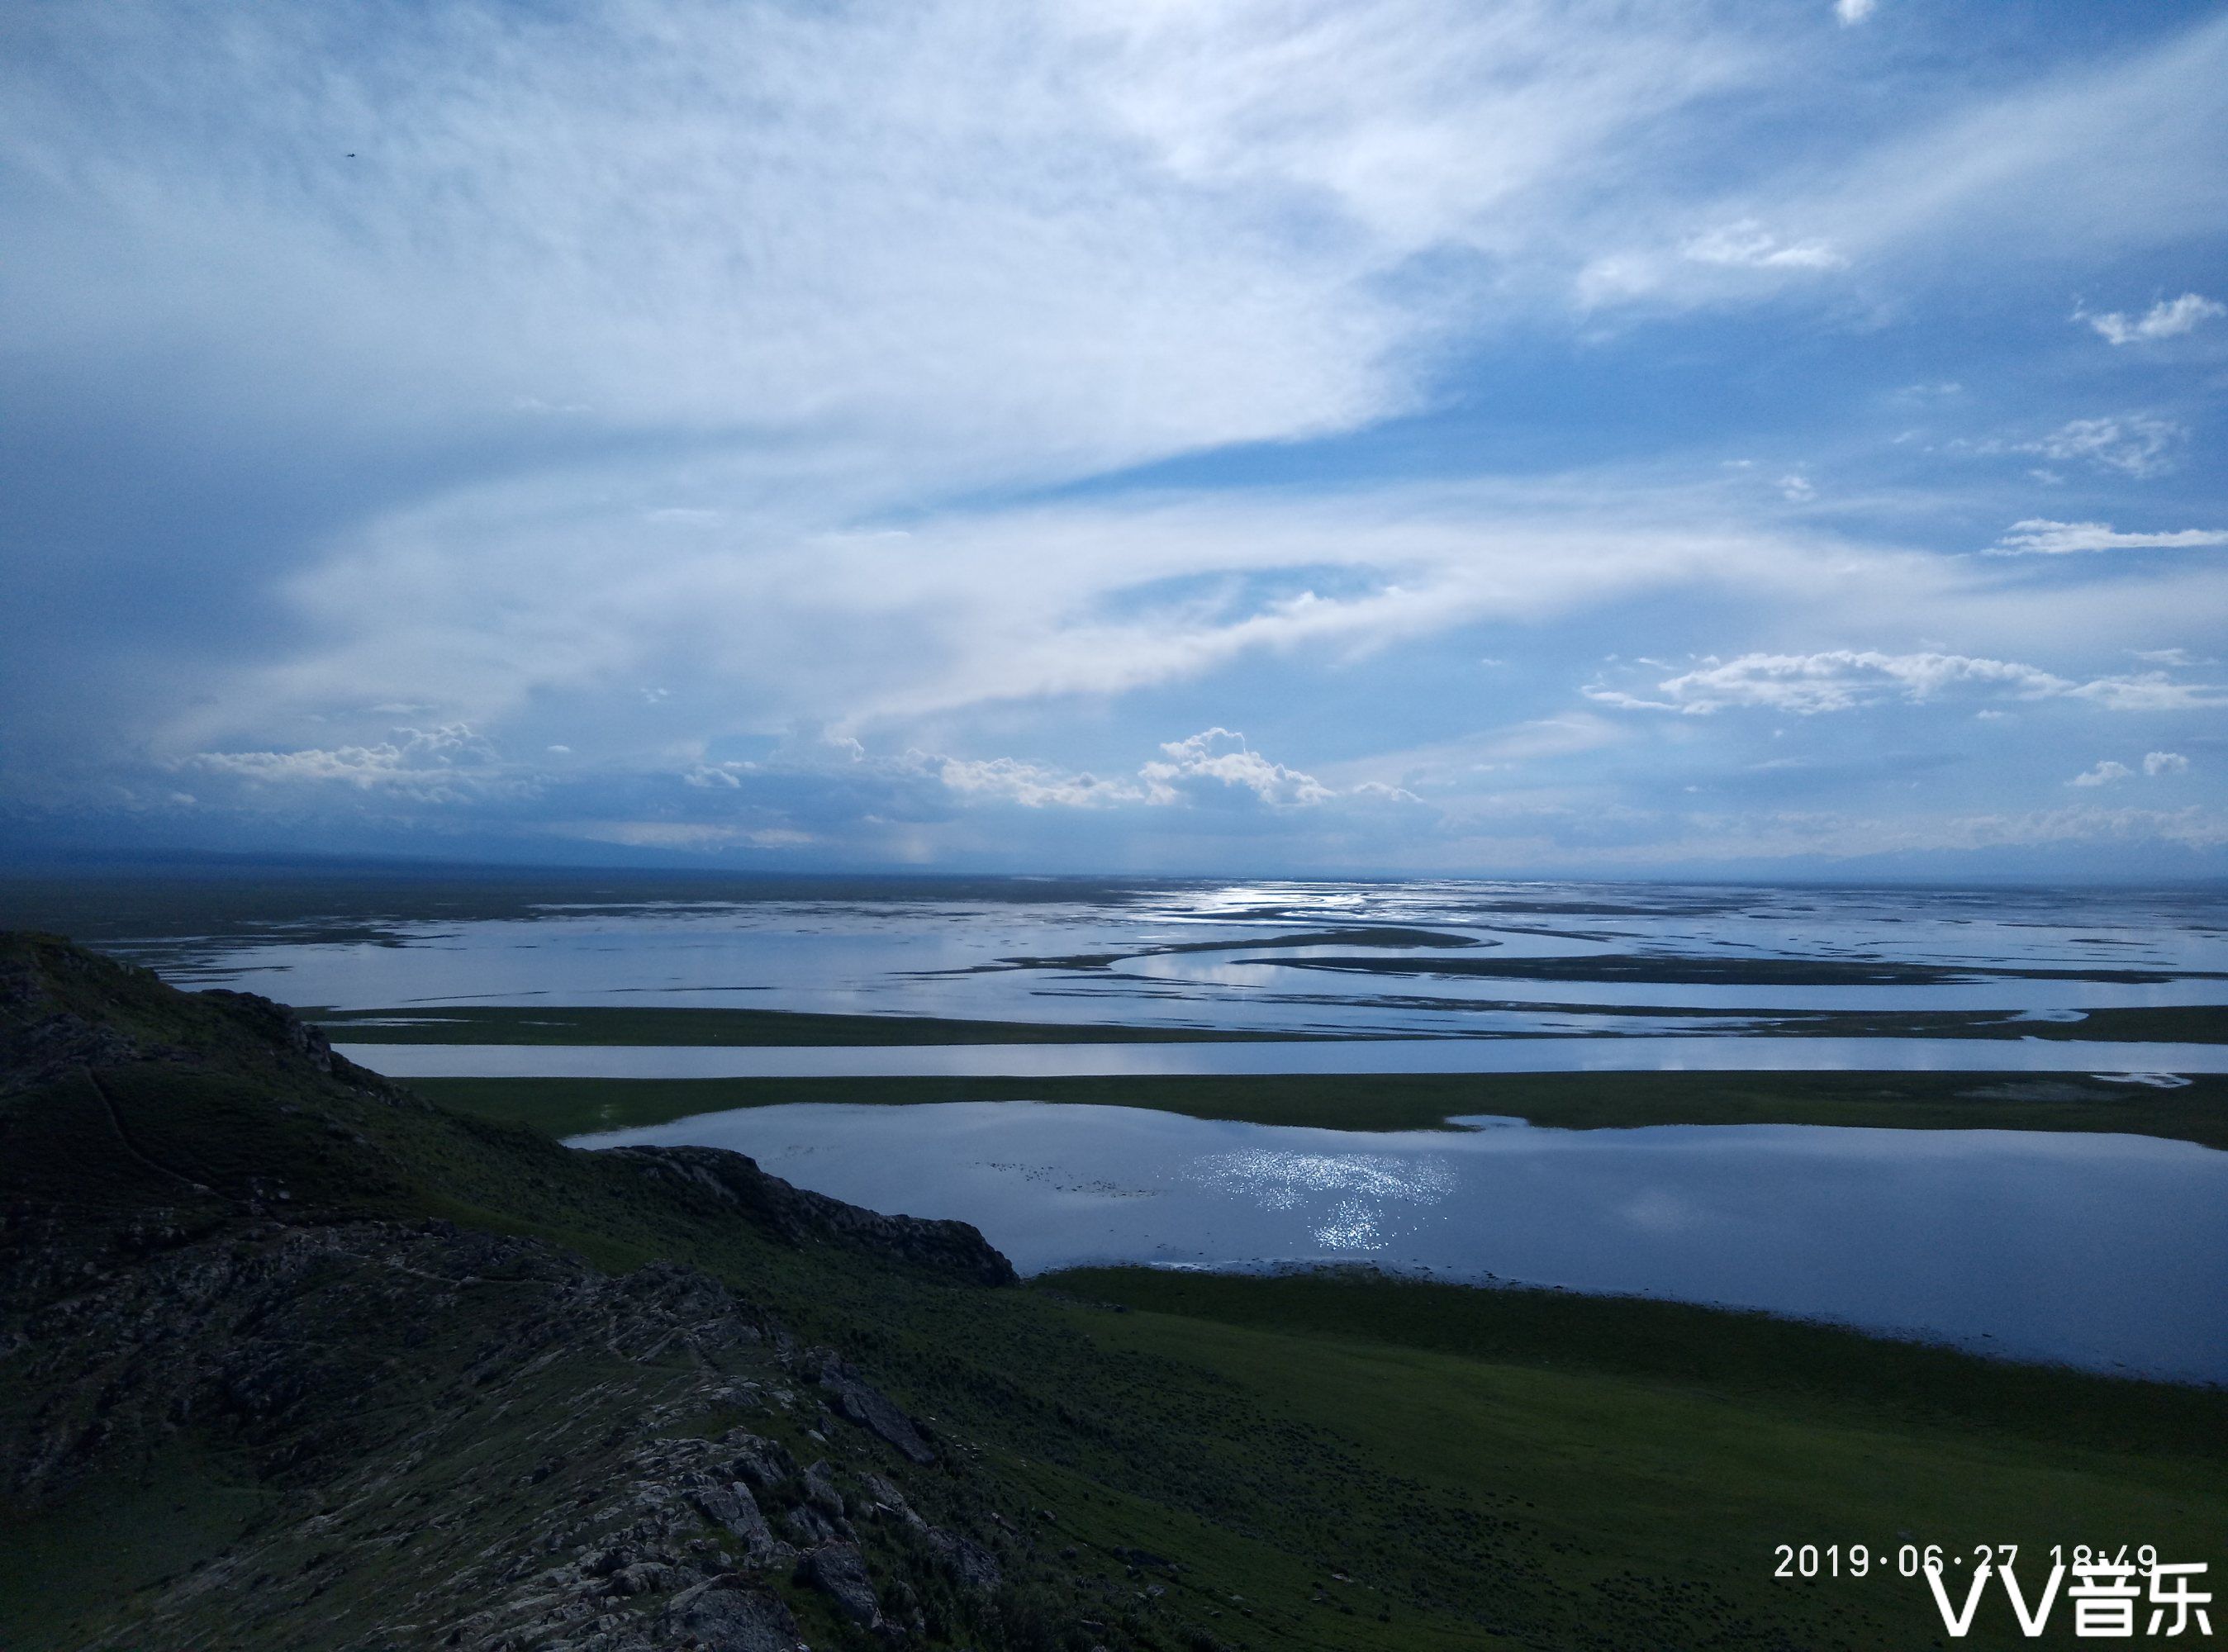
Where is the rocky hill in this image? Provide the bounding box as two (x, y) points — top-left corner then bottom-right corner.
(0, 934), (1072, 1650)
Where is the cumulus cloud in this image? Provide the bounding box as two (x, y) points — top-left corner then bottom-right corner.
(1587, 651), (2227, 715)
(2144, 751), (2190, 776)
(1989, 520), (2228, 556)
(2083, 292), (2226, 345)
(1141, 729), (1336, 808)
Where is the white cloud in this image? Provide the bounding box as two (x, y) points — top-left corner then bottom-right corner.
(1959, 420), (2187, 481)
(1323, 714), (1627, 792)
(1835, 0), (1878, 24)
(2069, 761), (2131, 787)
(2083, 292), (2226, 345)
(183, 724), (502, 790)
(926, 730), (1419, 813)
(1989, 519), (2228, 556)
(0, 0), (1768, 507)
(148, 456), (2228, 774)
(1779, 473), (1817, 502)
(1680, 221), (1847, 272)
(555, 820), (810, 851)
(1587, 650), (2228, 716)
(1141, 729), (1335, 808)
(935, 757), (1143, 810)
(2026, 418), (2184, 479)
(2071, 751), (2192, 786)
(1579, 18), (2228, 311)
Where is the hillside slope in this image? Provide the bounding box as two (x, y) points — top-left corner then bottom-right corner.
(0, 934), (1064, 1650)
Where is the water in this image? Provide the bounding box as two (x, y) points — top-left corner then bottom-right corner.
(574, 1102), (2228, 1383)
(135, 878), (2228, 1038)
(344, 1035), (2228, 1079)
(93, 874), (2226, 1377)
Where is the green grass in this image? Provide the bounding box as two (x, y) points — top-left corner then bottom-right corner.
(411, 1068), (2228, 1150)
(1023, 1285), (2226, 1650)
(1036, 1267), (2228, 1461)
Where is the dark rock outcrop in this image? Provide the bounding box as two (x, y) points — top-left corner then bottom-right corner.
(658, 1573), (800, 1651)
(606, 1141), (1019, 1286)
(800, 1345), (939, 1464)
(797, 1539), (883, 1628)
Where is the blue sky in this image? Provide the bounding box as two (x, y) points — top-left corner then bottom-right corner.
(2, 0), (2225, 876)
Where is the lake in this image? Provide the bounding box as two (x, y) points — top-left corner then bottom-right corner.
(574, 1100), (2228, 1383)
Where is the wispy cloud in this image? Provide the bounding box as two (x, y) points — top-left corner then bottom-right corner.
(934, 756), (1143, 811)
(1989, 520), (2228, 556)
(2069, 761), (2132, 787)
(2082, 292), (2226, 345)
(181, 725), (506, 795)
(1588, 651), (2226, 716)
(931, 729), (1411, 813)
(1681, 222), (1847, 272)
(2026, 418), (2184, 479)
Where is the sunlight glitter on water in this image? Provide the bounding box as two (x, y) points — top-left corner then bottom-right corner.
(1187, 1148), (1458, 1214)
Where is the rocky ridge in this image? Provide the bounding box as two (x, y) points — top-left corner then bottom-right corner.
(0, 933), (1058, 1650)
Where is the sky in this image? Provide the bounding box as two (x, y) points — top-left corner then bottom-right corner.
(2, 0), (2226, 879)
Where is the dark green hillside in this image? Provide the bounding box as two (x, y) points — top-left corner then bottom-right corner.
(3, 932), (2222, 1650)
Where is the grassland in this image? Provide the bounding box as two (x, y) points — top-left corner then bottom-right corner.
(1016, 1268), (2228, 1649)
(412, 1067), (2228, 1150)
